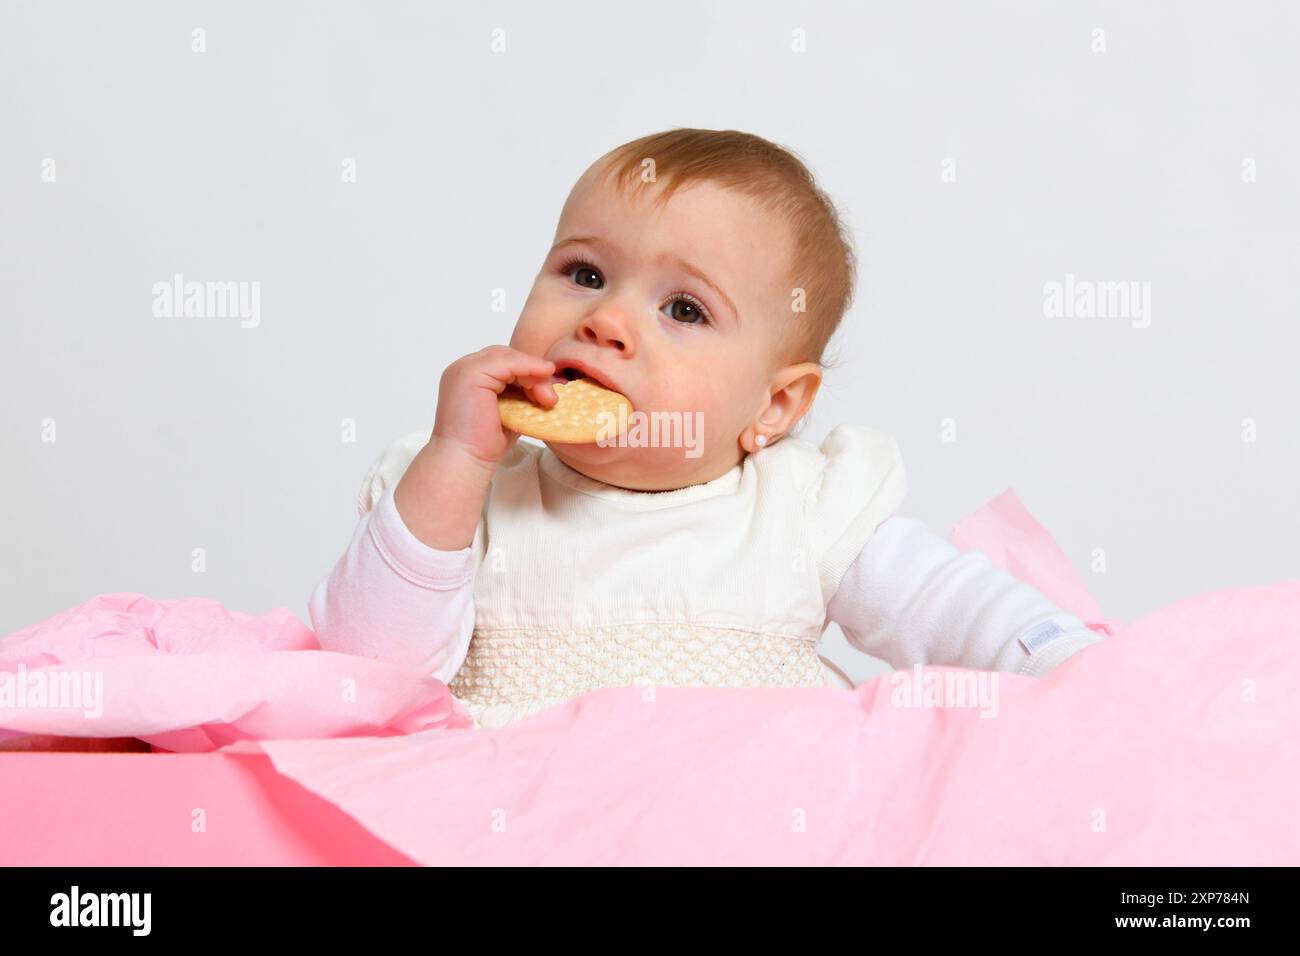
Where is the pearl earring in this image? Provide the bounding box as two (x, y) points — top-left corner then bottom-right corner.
(754, 434), (767, 447)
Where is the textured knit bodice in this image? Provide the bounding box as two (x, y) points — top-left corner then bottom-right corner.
(446, 622), (831, 727)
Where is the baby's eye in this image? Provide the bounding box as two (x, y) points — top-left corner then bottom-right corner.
(662, 293), (712, 327)
(560, 258), (604, 289)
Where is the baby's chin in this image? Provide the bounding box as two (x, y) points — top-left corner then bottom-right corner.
(546, 437), (636, 473)
(545, 441), (730, 492)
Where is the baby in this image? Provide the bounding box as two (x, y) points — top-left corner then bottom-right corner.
(309, 128), (1104, 730)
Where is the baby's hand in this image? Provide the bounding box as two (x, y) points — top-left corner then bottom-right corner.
(432, 346), (557, 467)
(394, 347), (557, 550)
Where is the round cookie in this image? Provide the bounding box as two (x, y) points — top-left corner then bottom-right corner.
(498, 376), (632, 444)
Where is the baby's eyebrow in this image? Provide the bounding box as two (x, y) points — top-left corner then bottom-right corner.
(666, 254), (739, 326)
(552, 235), (739, 325)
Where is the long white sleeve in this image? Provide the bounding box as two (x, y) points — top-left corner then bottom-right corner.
(308, 481), (477, 683)
(826, 514), (1104, 677)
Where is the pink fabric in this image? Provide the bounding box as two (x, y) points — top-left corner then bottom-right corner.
(1, 751), (414, 865)
(219, 578), (1298, 864)
(211, 489), (1296, 864)
(0, 593), (473, 750)
(3, 490), (1296, 864)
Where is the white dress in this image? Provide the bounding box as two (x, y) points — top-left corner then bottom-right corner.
(311, 425), (1103, 729)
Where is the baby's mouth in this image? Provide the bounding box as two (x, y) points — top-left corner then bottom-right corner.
(550, 367), (586, 386)
(546, 363), (632, 406)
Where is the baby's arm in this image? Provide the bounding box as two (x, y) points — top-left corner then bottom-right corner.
(308, 480), (476, 684)
(310, 347), (555, 682)
(826, 515), (1103, 677)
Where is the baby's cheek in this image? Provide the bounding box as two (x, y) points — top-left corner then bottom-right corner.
(635, 376), (730, 441)
(686, 391), (737, 450)
(663, 382), (718, 419)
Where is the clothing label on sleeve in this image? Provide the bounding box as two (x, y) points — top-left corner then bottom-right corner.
(1018, 620), (1066, 655)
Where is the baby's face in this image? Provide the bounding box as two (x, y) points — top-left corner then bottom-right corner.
(510, 160), (808, 491)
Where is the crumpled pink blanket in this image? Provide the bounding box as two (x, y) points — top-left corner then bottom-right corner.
(3, 490), (1296, 864)
(0, 595), (473, 750)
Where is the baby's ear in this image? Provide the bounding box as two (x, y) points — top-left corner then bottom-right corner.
(764, 362), (821, 435)
(787, 416), (813, 439)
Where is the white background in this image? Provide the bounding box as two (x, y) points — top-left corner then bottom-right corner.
(3, 1), (1296, 682)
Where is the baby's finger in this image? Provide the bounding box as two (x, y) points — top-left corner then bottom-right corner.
(476, 348), (556, 394)
(501, 373), (556, 408)
(500, 356), (558, 408)
(524, 381), (558, 407)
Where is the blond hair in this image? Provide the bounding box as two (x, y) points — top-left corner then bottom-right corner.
(595, 128), (856, 372)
